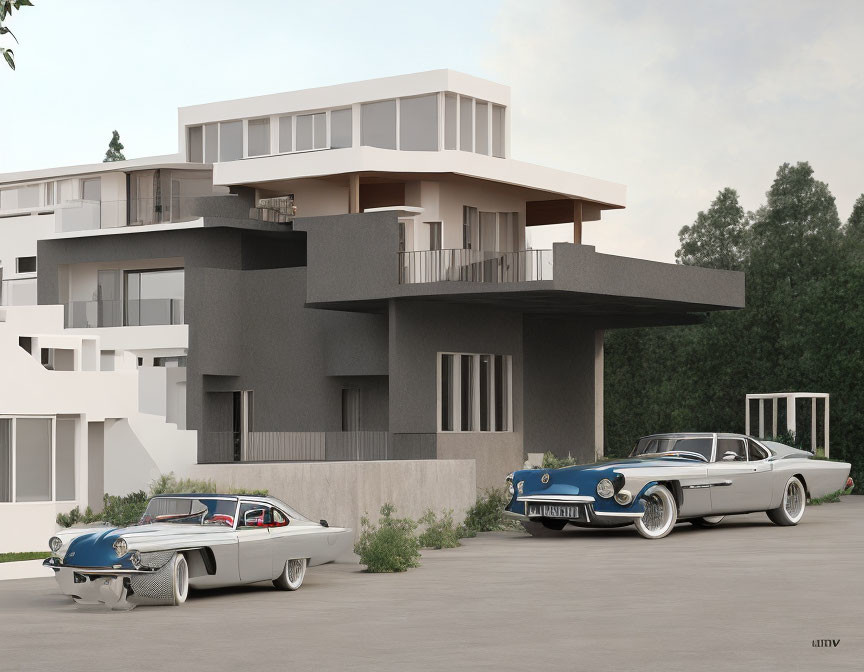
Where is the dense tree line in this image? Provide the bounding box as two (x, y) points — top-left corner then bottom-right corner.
(605, 162), (864, 487)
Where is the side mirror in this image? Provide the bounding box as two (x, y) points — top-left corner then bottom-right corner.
(319, 519), (329, 528)
(722, 451), (739, 462)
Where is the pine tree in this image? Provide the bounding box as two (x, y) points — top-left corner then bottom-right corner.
(103, 130), (126, 162)
(675, 187), (748, 270)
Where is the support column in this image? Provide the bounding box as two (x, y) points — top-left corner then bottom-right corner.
(811, 397), (817, 452)
(594, 329), (604, 459)
(745, 397), (750, 436)
(573, 200), (583, 245)
(824, 396), (830, 458)
(786, 396), (796, 439)
(758, 399), (765, 438)
(772, 398), (778, 437)
(348, 174), (360, 214)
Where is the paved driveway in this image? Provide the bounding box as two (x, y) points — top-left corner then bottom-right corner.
(1, 498), (861, 672)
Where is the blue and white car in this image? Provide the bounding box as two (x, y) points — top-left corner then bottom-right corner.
(44, 493), (352, 609)
(505, 433), (853, 539)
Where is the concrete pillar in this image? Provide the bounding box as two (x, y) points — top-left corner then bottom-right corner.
(824, 396), (830, 458)
(786, 396), (796, 438)
(811, 397), (817, 452)
(772, 398), (778, 437)
(759, 399), (765, 438)
(348, 174), (360, 214)
(573, 200), (583, 245)
(594, 329), (604, 459)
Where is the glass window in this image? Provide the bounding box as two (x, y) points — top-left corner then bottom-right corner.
(440, 354), (454, 431)
(400, 94), (438, 151)
(479, 355), (492, 431)
(475, 101), (489, 155)
(81, 178), (101, 202)
(55, 418), (75, 501)
(479, 211), (497, 251)
(16, 256), (36, 273)
(219, 120), (243, 161)
(296, 112), (326, 151)
(460, 355), (474, 431)
(272, 508), (288, 527)
(717, 438), (746, 461)
(45, 182), (54, 206)
(748, 439), (770, 461)
(238, 503), (273, 528)
(15, 418), (52, 502)
(361, 99), (397, 149)
(204, 123), (218, 163)
(278, 115), (293, 153)
(187, 125), (203, 163)
(444, 93), (457, 150)
(314, 113), (327, 149)
(494, 355), (510, 431)
(463, 206), (477, 249)
(0, 419), (11, 502)
(330, 109), (352, 148)
(247, 118), (270, 157)
(125, 268), (185, 327)
(141, 497), (237, 526)
(459, 97), (473, 151)
(492, 105), (505, 158)
(18, 184), (40, 209)
(428, 222), (442, 250)
(0, 188), (11, 209)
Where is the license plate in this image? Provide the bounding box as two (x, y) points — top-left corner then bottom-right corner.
(527, 504), (580, 519)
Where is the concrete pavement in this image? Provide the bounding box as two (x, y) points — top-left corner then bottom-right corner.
(1, 497), (861, 671)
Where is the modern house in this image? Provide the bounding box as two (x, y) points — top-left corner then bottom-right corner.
(0, 70), (744, 550)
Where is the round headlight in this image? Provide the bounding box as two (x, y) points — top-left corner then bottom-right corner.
(113, 538), (128, 557)
(596, 478), (615, 499)
(49, 536), (62, 553)
(506, 473), (515, 496)
(615, 490), (633, 505)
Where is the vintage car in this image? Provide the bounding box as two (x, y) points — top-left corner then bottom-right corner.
(44, 493), (352, 609)
(505, 433), (853, 539)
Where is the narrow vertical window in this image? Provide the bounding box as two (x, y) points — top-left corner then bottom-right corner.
(278, 116), (293, 153)
(428, 222), (442, 251)
(444, 93), (458, 150)
(247, 118), (270, 157)
(0, 419), (11, 502)
(463, 206), (477, 249)
(460, 355), (474, 431)
(475, 101), (489, 155)
(330, 109), (353, 148)
(492, 105), (505, 157)
(314, 113), (327, 149)
(479, 355), (492, 431)
(440, 354), (454, 431)
(459, 97), (473, 151)
(494, 355), (510, 431)
(187, 125), (203, 163)
(45, 182), (54, 206)
(219, 121), (243, 161)
(204, 123), (218, 163)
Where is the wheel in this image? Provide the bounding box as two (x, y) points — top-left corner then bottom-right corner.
(521, 520), (566, 537)
(273, 558), (307, 591)
(171, 553), (189, 606)
(767, 476), (806, 526)
(634, 485), (678, 539)
(690, 515), (725, 528)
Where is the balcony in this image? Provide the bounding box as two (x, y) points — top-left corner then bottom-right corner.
(64, 298), (184, 328)
(0, 277), (37, 307)
(398, 249), (553, 284)
(201, 431), (396, 463)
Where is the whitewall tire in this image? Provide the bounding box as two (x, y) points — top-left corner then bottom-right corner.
(171, 553), (189, 606)
(273, 558), (307, 591)
(634, 485), (678, 539)
(767, 476), (806, 526)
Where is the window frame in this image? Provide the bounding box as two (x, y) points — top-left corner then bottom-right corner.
(437, 352), (513, 433)
(0, 415), (64, 504)
(16, 256), (36, 274)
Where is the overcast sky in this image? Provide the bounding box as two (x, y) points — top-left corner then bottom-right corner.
(2, 0), (862, 261)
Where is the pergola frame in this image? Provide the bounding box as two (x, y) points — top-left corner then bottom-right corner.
(745, 392), (829, 457)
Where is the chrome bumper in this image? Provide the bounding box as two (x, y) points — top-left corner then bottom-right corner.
(507, 495), (644, 523)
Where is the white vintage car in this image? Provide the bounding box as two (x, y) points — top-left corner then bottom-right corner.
(44, 494), (352, 609)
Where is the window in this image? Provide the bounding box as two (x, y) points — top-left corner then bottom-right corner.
(45, 182), (54, 206)
(342, 388), (360, 431)
(717, 438), (746, 461)
(204, 123), (218, 163)
(18, 184), (40, 209)
(463, 206), (477, 249)
(492, 105), (505, 157)
(247, 118), (270, 157)
(238, 502), (272, 528)
(187, 125), (203, 163)
(125, 268), (185, 326)
(55, 418), (75, 501)
(15, 418), (52, 502)
(479, 212), (497, 251)
(459, 97), (473, 151)
(361, 99), (397, 149)
(475, 101), (489, 155)
(444, 93), (458, 150)
(748, 439), (770, 461)
(278, 116), (293, 153)
(400, 94), (438, 151)
(428, 222), (442, 250)
(81, 178), (101, 202)
(219, 120), (243, 161)
(296, 112), (326, 151)
(330, 108), (352, 149)
(0, 419), (10, 502)
(16, 256), (36, 274)
(439, 353), (513, 432)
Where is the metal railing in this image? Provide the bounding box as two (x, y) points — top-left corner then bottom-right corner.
(64, 298), (184, 328)
(398, 249), (553, 284)
(201, 431), (391, 463)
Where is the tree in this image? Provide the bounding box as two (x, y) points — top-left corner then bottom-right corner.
(675, 187), (748, 270)
(103, 130), (126, 162)
(0, 0), (33, 71)
(844, 194), (864, 254)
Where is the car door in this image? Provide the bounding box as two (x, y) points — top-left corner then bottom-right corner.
(236, 502), (274, 583)
(708, 438), (772, 514)
(268, 508), (308, 577)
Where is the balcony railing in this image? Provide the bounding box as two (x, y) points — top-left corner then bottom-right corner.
(201, 431), (391, 463)
(398, 249), (553, 284)
(0, 277), (37, 307)
(65, 298), (184, 328)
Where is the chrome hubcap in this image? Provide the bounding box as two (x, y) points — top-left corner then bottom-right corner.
(288, 559), (304, 584)
(643, 494), (665, 531)
(785, 481), (804, 518)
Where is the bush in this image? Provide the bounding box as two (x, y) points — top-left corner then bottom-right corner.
(464, 488), (517, 532)
(418, 509), (472, 549)
(541, 452), (580, 469)
(149, 473), (268, 497)
(354, 503), (421, 573)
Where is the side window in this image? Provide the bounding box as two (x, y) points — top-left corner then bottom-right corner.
(272, 509), (289, 527)
(673, 438), (713, 461)
(238, 502), (272, 528)
(717, 438), (746, 462)
(748, 440), (769, 461)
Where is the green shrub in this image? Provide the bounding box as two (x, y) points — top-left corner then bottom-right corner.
(418, 509), (472, 549)
(808, 485), (855, 505)
(0, 552), (51, 564)
(464, 488), (518, 532)
(354, 503), (421, 573)
(541, 452), (580, 469)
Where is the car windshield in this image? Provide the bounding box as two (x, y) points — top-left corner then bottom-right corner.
(139, 497), (237, 527)
(630, 437), (714, 461)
